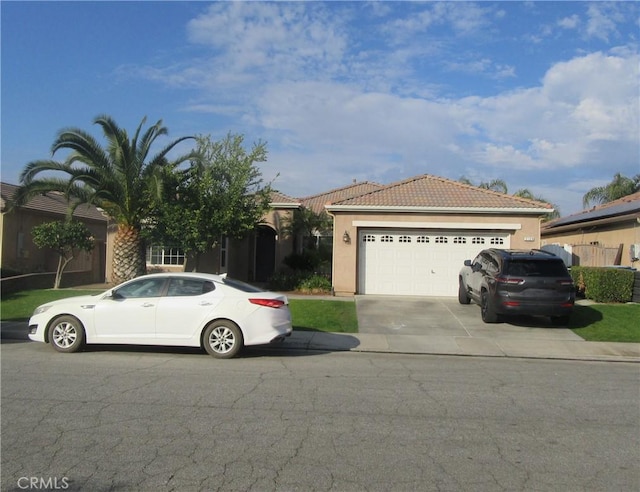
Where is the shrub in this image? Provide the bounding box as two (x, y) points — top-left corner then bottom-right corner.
(267, 272), (332, 294)
(570, 266), (635, 303)
(297, 274), (332, 294)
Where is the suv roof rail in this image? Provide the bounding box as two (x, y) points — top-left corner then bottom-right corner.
(531, 249), (557, 256)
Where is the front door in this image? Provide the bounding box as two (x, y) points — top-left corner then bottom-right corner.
(255, 226), (276, 282)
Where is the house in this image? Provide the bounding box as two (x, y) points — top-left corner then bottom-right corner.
(0, 182), (108, 287)
(541, 191), (640, 268)
(326, 174), (553, 297)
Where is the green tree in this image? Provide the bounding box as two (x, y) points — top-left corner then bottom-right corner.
(459, 177), (508, 194)
(13, 115), (195, 283)
(31, 220), (95, 289)
(147, 133), (273, 271)
(582, 173), (640, 208)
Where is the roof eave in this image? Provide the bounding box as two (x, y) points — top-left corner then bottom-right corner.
(325, 205), (552, 215)
(542, 212), (640, 235)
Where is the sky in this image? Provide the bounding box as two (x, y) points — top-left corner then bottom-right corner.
(1, 1), (639, 217)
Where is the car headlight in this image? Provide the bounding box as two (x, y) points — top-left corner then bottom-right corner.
(32, 305), (52, 316)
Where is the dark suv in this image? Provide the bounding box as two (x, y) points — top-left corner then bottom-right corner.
(458, 249), (575, 325)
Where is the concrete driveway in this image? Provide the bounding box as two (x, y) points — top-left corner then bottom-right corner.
(355, 295), (584, 341)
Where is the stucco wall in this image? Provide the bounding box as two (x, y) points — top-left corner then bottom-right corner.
(330, 211), (543, 296)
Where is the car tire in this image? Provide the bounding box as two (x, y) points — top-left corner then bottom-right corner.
(458, 280), (471, 304)
(203, 320), (244, 359)
(48, 315), (85, 353)
(551, 315), (571, 326)
(480, 291), (499, 323)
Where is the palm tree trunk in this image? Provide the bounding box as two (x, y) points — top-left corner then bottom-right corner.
(113, 224), (146, 284)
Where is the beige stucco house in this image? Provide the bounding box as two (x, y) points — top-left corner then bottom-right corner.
(0, 182), (108, 285)
(326, 175), (553, 297)
(541, 191), (640, 268)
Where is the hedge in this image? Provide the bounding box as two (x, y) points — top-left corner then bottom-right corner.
(570, 266), (635, 303)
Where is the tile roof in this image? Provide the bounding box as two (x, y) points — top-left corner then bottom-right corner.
(269, 190), (301, 207)
(301, 181), (384, 214)
(327, 174), (553, 211)
(1, 182), (108, 222)
(543, 191), (640, 230)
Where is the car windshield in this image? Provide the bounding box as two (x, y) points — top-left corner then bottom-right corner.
(221, 277), (265, 293)
(505, 259), (568, 277)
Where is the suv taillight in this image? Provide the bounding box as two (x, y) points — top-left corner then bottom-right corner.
(249, 298), (285, 309)
(496, 277), (524, 285)
(556, 279), (574, 286)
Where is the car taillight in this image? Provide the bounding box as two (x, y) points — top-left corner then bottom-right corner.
(557, 279), (574, 286)
(496, 277), (524, 285)
(249, 298), (285, 309)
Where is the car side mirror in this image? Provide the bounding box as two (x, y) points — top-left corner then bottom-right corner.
(464, 260), (472, 267)
(109, 290), (124, 300)
(472, 263), (482, 272)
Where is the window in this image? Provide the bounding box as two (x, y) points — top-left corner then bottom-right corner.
(381, 235), (393, 243)
(472, 237), (485, 244)
(115, 278), (166, 298)
(167, 278), (215, 297)
(490, 237), (504, 245)
(453, 237), (466, 244)
(362, 234), (376, 243)
(435, 236), (448, 244)
(417, 236), (429, 243)
(146, 246), (186, 266)
(399, 235), (411, 243)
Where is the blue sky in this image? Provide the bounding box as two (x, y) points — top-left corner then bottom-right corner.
(2, 1), (639, 216)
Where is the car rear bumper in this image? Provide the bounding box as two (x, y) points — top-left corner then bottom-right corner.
(494, 297), (574, 317)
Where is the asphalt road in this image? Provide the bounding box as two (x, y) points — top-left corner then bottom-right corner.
(2, 339), (639, 491)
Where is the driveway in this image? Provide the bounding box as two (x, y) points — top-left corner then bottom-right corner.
(355, 295), (584, 342)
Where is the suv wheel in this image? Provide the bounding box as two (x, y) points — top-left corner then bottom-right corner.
(458, 280), (471, 305)
(481, 291), (499, 323)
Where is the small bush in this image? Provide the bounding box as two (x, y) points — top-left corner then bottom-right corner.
(297, 274), (332, 294)
(570, 266), (634, 303)
(268, 272), (332, 294)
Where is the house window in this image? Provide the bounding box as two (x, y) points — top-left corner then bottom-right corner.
(146, 246), (186, 266)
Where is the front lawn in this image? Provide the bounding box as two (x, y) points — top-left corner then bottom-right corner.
(1, 289), (103, 321)
(569, 303), (640, 343)
(288, 299), (358, 333)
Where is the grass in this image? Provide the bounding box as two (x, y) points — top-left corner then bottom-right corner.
(569, 303), (640, 343)
(0, 289), (359, 334)
(289, 299), (358, 333)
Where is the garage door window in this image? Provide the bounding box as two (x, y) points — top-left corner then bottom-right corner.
(435, 236), (448, 243)
(472, 237), (485, 244)
(363, 234), (375, 242)
(417, 236), (429, 243)
(491, 237), (505, 245)
(399, 235), (411, 243)
(381, 235), (393, 242)
(454, 237), (466, 244)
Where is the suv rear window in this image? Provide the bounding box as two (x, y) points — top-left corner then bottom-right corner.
(504, 259), (568, 277)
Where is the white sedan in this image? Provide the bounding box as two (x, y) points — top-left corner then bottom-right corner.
(28, 273), (293, 359)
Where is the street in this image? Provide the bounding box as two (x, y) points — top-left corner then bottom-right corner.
(2, 339), (639, 491)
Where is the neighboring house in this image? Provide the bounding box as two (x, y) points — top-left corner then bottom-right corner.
(541, 191), (640, 268)
(326, 174), (553, 297)
(0, 182), (108, 284)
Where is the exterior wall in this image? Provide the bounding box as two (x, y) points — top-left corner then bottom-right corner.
(330, 211), (543, 296)
(542, 219), (640, 268)
(1, 208), (106, 281)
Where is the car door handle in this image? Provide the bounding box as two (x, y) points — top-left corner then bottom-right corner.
(199, 301), (213, 306)
(141, 302), (155, 308)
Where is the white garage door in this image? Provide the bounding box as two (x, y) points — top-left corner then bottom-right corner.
(358, 230), (510, 296)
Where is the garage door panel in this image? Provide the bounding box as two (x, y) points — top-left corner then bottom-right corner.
(358, 230), (509, 296)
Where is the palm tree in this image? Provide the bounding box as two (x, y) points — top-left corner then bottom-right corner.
(582, 173), (640, 208)
(13, 115), (195, 283)
(513, 188), (560, 220)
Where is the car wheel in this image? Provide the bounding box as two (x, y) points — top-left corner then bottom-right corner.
(458, 280), (471, 304)
(551, 315), (571, 326)
(203, 320), (244, 359)
(480, 291), (499, 323)
(48, 315), (85, 353)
